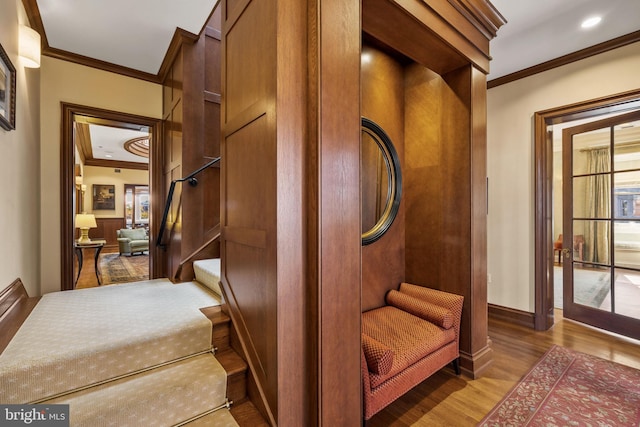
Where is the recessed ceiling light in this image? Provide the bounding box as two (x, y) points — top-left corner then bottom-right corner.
(105, 154), (113, 158)
(361, 52), (372, 64)
(581, 16), (602, 29)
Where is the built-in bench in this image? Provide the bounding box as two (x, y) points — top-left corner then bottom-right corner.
(361, 283), (464, 420)
(0, 278), (40, 355)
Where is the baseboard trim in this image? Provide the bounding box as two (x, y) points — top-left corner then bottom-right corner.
(459, 343), (493, 379)
(488, 304), (535, 329)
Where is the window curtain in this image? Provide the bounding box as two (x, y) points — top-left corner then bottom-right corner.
(584, 148), (610, 264)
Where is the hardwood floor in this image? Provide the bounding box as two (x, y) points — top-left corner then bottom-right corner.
(73, 246), (140, 289)
(366, 310), (640, 426)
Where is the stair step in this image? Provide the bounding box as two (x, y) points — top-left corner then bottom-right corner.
(180, 408), (239, 426)
(44, 353), (227, 427)
(201, 306), (231, 351)
(193, 258), (221, 296)
(230, 400), (270, 427)
(216, 349), (248, 403)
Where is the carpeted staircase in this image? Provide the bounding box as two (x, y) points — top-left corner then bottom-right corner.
(0, 264), (261, 427)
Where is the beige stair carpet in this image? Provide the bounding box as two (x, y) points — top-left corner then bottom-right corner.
(44, 354), (236, 427)
(0, 279), (221, 404)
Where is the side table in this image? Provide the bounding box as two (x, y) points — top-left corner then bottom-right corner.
(74, 239), (107, 288)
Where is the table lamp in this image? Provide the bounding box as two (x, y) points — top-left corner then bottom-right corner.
(75, 213), (97, 243)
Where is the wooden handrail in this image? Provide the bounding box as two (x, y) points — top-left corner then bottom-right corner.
(173, 224), (221, 281)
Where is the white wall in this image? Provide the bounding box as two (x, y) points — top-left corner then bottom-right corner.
(40, 57), (161, 295)
(487, 42), (640, 312)
(0, 0), (41, 297)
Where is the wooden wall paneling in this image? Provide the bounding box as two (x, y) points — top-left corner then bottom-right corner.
(404, 63), (491, 377)
(469, 66), (492, 373)
(361, 45), (406, 312)
(91, 217), (125, 248)
(179, 37), (205, 261)
(404, 65), (445, 287)
(312, 0), (362, 425)
(442, 65), (492, 376)
(162, 49), (184, 280)
(221, 0), (278, 424)
(275, 0), (308, 424)
(203, 5), (222, 251)
(362, 0), (502, 379)
(362, 0), (474, 76)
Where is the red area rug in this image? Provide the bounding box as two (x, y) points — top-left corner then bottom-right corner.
(478, 345), (640, 426)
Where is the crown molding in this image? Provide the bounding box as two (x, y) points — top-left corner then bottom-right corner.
(488, 30), (640, 89)
(21, 0), (201, 84)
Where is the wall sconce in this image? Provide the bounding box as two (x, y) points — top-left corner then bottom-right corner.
(19, 25), (41, 68)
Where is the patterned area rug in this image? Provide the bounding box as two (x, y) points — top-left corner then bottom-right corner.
(100, 253), (149, 285)
(478, 345), (640, 426)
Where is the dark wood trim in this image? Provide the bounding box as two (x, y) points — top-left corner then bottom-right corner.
(533, 116), (554, 331)
(459, 343), (493, 378)
(488, 303), (536, 329)
(75, 122), (92, 163)
(533, 89), (640, 331)
(84, 158), (148, 171)
(61, 103), (163, 290)
(0, 279), (41, 354)
(157, 28), (200, 83)
(488, 31), (640, 89)
(174, 224), (221, 281)
(42, 46), (161, 83)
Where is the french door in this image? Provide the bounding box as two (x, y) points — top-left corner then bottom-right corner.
(563, 109), (640, 340)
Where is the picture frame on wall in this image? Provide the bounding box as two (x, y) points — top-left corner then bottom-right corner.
(0, 42), (16, 131)
(93, 184), (116, 210)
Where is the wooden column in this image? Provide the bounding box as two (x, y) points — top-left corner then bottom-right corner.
(221, 0), (361, 424)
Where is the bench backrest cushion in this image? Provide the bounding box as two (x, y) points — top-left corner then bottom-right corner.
(386, 290), (453, 329)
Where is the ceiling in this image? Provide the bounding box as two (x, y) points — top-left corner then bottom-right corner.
(29, 0), (640, 164)
(30, 0), (640, 82)
(35, 0), (218, 75)
(74, 116), (150, 167)
(488, 0), (640, 80)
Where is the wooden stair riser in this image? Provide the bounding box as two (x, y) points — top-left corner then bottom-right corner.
(213, 318), (231, 352)
(201, 304), (269, 426)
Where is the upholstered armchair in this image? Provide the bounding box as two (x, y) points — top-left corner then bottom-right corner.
(116, 228), (149, 256)
(361, 283), (464, 420)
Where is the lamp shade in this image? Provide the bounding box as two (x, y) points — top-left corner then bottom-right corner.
(75, 213), (97, 229)
(19, 25), (41, 68)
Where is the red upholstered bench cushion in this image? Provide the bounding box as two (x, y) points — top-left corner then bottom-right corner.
(362, 306), (456, 388)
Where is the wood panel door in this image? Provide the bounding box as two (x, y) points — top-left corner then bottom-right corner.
(562, 109), (640, 340)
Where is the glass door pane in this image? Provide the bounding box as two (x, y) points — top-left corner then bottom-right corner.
(563, 109), (640, 339)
